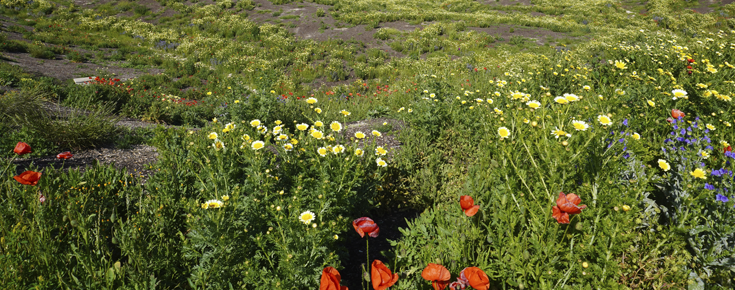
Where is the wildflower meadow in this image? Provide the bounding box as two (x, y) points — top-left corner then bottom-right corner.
(2, 0), (735, 289)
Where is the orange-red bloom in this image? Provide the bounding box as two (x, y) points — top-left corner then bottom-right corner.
(371, 260), (398, 290)
(320, 267), (348, 290)
(459, 267), (490, 290)
(552, 192), (587, 224)
(671, 109), (685, 119)
(14, 171), (42, 186)
(57, 151), (73, 159)
(353, 217), (380, 238)
(422, 263), (451, 290)
(459, 195), (480, 217)
(14, 142), (32, 155)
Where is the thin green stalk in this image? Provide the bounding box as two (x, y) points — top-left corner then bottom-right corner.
(365, 238), (370, 290)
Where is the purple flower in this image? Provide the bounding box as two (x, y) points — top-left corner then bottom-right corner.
(680, 129), (686, 135)
(623, 153), (630, 159)
(680, 147), (686, 151)
(665, 138), (672, 143)
(716, 194), (729, 202)
(706, 146), (713, 150)
(712, 169), (723, 177)
(623, 119), (629, 126)
(619, 138), (625, 143)
(692, 123), (698, 129)
(705, 183), (715, 190)
(673, 125), (679, 130)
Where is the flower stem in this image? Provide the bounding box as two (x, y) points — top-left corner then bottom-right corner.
(366, 238), (370, 290)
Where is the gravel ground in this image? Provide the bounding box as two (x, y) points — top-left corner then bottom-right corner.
(10, 144), (159, 184)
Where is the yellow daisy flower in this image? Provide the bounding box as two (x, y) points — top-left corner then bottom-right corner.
(311, 130), (324, 139)
(526, 100), (541, 109)
(498, 127), (510, 139)
(251, 141), (265, 150)
(658, 159), (671, 171)
(317, 147), (328, 157)
(598, 115), (612, 126)
(330, 121), (343, 132)
(690, 168), (706, 179)
(572, 120), (589, 131)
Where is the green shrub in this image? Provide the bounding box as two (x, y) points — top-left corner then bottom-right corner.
(28, 44), (55, 59)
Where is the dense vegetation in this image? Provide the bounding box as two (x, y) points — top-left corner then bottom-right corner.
(1, 0), (735, 289)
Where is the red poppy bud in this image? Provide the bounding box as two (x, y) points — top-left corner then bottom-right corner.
(459, 196), (480, 217)
(422, 263), (451, 290)
(353, 217), (380, 238)
(14, 142), (32, 155)
(319, 267), (348, 290)
(725, 146), (732, 153)
(460, 267), (490, 290)
(371, 260), (399, 290)
(14, 171), (42, 186)
(57, 151), (73, 159)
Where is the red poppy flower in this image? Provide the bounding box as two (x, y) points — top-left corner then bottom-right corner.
(371, 260), (399, 290)
(353, 217), (380, 238)
(14, 142), (32, 155)
(422, 263), (451, 290)
(459, 267), (490, 290)
(551, 192), (587, 224)
(671, 109), (685, 119)
(725, 146), (732, 153)
(57, 151), (73, 159)
(688, 58), (695, 63)
(320, 267), (348, 290)
(459, 196), (480, 217)
(14, 171), (42, 186)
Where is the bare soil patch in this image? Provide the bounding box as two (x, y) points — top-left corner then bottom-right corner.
(10, 144), (159, 183)
(469, 24), (571, 46)
(245, 0), (403, 57)
(2, 52), (163, 82)
(483, 0), (533, 7)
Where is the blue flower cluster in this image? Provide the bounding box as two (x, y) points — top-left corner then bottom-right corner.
(662, 117), (734, 204)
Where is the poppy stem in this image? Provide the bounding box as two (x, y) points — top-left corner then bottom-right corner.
(366, 237), (370, 290)
(0, 156), (17, 178)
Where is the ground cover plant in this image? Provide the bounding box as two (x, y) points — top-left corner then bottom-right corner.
(2, 0), (735, 289)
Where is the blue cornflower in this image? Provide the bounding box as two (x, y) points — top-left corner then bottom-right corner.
(705, 183), (715, 190)
(716, 194), (729, 202)
(711, 169), (723, 177)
